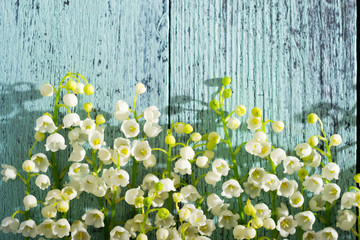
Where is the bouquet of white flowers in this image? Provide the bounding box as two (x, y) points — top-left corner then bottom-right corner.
(0, 72), (358, 240)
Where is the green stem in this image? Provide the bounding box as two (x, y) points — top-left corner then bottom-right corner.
(131, 158), (138, 187)
(269, 159), (278, 239)
(92, 150), (98, 175)
(325, 202), (331, 227)
(166, 144), (172, 211)
(110, 187), (117, 230)
(51, 152), (60, 189)
(219, 92), (244, 224)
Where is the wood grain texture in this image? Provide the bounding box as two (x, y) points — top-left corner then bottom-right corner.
(170, 0), (356, 239)
(0, 0), (169, 239)
(0, 0), (357, 239)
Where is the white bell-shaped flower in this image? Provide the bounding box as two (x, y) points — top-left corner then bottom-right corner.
(144, 106), (161, 123)
(341, 192), (357, 209)
(69, 144), (86, 162)
(205, 171), (221, 187)
(180, 146), (195, 160)
(41, 205), (57, 219)
(303, 175), (323, 194)
(270, 148), (286, 166)
(121, 119), (140, 138)
(125, 188), (144, 205)
(54, 218), (70, 238)
(272, 121), (284, 132)
(40, 83), (54, 97)
(243, 181), (261, 198)
(63, 113), (81, 128)
(45, 133), (67, 152)
(114, 101), (130, 122)
(180, 185), (201, 203)
(18, 220), (38, 238)
(212, 159), (230, 176)
(246, 115), (262, 131)
(35, 115), (56, 133)
(317, 227), (338, 240)
(63, 93), (78, 107)
(82, 209), (105, 228)
(0, 217), (19, 234)
(321, 183), (341, 204)
(294, 143), (312, 158)
(35, 174), (51, 190)
(143, 154), (156, 169)
(80, 118), (96, 135)
(248, 167), (266, 186)
(38, 219), (56, 238)
(110, 226), (131, 240)
(283, 156), (303, 175)
(144, 122), (162, 138)
(336, 210), (356, 231)
(131, 140), (151, 161)
(221, 179), (243, 198)
(295, 211), (315, 231)
(174, 158), (192, 175)
(262, 173), (280, 192)
(255, 203), (271, 219)
(23, 195), (37, 211)
(31, 153), (50, 172)
(276, 216), (296, 237)
(1, 164), (17, 182)
(263, 218), (276, 230)
(89, 130), (105, 150)
(289, 191), (304, 208)
(322, 162), (340, 181)
(135, 83), (146, 94)
(277, 178), (298, 198)
(196, 156), (209, 168)
(218, 210), (240, 230)
(227, 117), (240, 130)
(309, 195), (326, 212)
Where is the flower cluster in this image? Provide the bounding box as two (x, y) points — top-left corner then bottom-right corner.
(0, 73), (358, 240)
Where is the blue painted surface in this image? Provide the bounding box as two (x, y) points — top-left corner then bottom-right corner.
(0, 0), (356, 239)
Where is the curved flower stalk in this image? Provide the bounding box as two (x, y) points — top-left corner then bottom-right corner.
(0, 74), (359, 240)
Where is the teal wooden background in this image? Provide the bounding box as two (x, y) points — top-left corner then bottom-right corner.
(0, 0), (356, 239)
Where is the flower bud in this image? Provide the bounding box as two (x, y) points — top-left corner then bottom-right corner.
(330, 134), (342, 146)
(66, 80), (77, 91)
(57, 200), (69, 213)
(35, 131), (45, 142)
(84, 102), (93, 113)
(40, 83), (54, 97)
(154, 182), (163, 192)
(135, 83), (146, 94)
(222, 76), (231, 86)
(235, 105), (246, 117)
(251, 107), (262, 117)
(272, 121), (284, 133)
(308, 136), (319, 147)
(95, 114), (106, 125)
(244, 200), (256, 216)
(84, 84), (94, 95)
(251, 217), (263, 229)
(227, 117), (240, 130)
(354, 174), (360, 184)
(183, 124), (193, 134)
(190, 132), (202, 142)
(172, 193), (182, 203)
(22, 160), (35, 172)
(297, 168), (309, 181)
(223, 89), (232, 98)
(143, 197), (152, 207)
(23, 195), (37, 210)
(165, 135), (176, 145)
(158, 208), (169, 219)
(209, 99), (220, 110)
(137, 233), (148, 240)
(134, 196), (144, 208)
(208, 132), (220, 144)
(63, 93), (78, 107)
(206, 141), (216, 150)
(307, 113), (318, 124)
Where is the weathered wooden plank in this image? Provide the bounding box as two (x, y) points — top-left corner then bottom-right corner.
(0, 0), (169, 239)
(170, 0), (356, 239)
